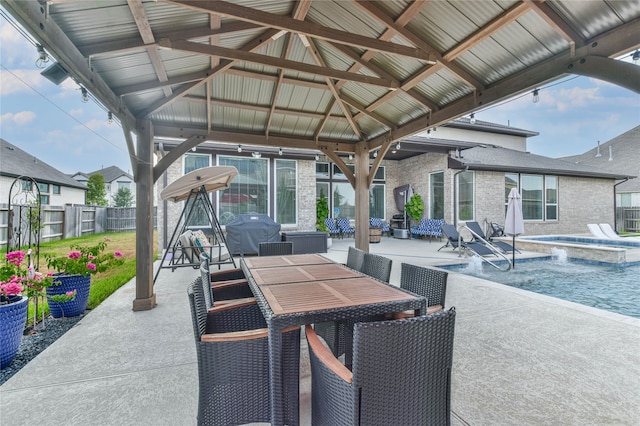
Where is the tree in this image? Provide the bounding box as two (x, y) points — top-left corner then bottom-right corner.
(112, 187), (134, 207)
(86, 174), (108, 206)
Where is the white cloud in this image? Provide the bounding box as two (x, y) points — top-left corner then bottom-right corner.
(0, 110), (36, 125)
(0, 68), (47, 96)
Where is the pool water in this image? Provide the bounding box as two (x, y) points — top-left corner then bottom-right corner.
(448, 257), (640, 319)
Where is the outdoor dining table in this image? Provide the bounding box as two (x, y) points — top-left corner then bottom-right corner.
(240, 254), (427, 426)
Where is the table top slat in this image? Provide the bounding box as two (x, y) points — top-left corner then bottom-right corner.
(242, 254), (332, 269)
(251, 263), (362, 285)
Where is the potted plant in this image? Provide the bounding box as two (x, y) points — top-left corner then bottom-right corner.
(404, 193), (424, 235)
(0, 250), (52, 369)
(44, 238), (124, 318)
(316, 196), (332, 248)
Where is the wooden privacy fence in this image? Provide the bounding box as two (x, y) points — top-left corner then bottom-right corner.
(0, 204), (157, 248)
(616, 206), (640, 233)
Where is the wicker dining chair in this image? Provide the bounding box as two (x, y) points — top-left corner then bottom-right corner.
(258, 241), (294, 256)
(306, 308), (457, 426)
(200, 259), (253, 305)
(346, 246), (366, 272)
(187, 278), (301, 426)
(361, 252), (392, 283)
(391, 263), (448, 320)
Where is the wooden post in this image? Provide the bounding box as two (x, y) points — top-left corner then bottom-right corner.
(354, 142), (370, 252)
(132, 119), (156, 311)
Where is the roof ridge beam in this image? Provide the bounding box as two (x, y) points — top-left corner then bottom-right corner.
(165, 0), (434, 61)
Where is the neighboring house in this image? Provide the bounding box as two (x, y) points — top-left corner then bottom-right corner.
(155, 118), (632, 250)
(561, 125), (640, 207)
(0, 138), (86, 206)
(560, 125), (640, 233)
(71, 166), (135, 207)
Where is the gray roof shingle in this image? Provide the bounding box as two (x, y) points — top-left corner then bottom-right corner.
(560, 126), (640, 192)
(0, 139), (87, 190)
(449, 144), (634, 180)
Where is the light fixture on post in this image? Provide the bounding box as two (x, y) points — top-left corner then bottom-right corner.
(80, 87), (89, 103)
(315, 153), (319, 161)
(632, 50), (639, 64)
(348, 153), (353, 161)
(469, 113), (476, 124)
(35, 44), (49, 69)
(373, 150), (378, 158)
(395, 142), (401, 150)
(252, 152), (261, 159)
(107, 111), (113, 124)
(237, 145), (242, 153)
(532, 89), (540, 103)
(426, 129), (431, 138)
(278, 148), (283, 156)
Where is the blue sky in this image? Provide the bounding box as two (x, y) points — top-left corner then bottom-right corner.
(1, 12), (638, 176)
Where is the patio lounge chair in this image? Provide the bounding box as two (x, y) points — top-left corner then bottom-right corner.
(370, 217), (391, 236)
(187, 278), (300, 426)
(325, 218), (342, 239)
(337, 217), (355, 238)
(588, 223), (609, 239)
(465, 221), (519, 253)
(438, 224), (494, 257)
(258, 241), (293, 256)
(306, 308), (456, 426)
(599, 223), (622, 239)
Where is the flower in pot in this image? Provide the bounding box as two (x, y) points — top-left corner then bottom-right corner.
(44, 238), (124, 318)
(0, 250), (52, 369)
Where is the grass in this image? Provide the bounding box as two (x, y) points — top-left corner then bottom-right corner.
(26, 231), (156, 322)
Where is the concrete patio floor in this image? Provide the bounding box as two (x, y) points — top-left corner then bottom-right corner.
(1, 236), (639, 425)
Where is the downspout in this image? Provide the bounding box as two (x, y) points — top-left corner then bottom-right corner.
(613, 178), (629, 232)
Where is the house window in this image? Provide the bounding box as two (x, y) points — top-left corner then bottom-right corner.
(505, 173), (558, 221)
(183, 153), (211, 226)
(52, 185), (61, 195)
(118, 181), (131, 190)
(457, 171), (474, 221)
(40, 195), (50, 205)
(430, 171), (444, 219)
(275, 159), (297, 224)
(21, 180), (32, 191)
(369, 184), (385, 219)
(332, 182), (355, 219)
(545, 176), (558, 221)
(218, 156), (269, 224)
(184, 153), (210, 173)
(38, 183), (49, 193)
(316, 162), (329, 179)
(316, 183), (329, 201)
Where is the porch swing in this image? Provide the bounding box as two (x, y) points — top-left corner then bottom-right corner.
(153, 166), (238, 283)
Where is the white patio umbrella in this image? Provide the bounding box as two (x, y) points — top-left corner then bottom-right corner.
(504, 188), (524, 267)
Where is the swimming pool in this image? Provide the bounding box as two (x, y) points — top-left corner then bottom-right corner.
(444, 256), (640, 319)
(513, 235), (640, 265)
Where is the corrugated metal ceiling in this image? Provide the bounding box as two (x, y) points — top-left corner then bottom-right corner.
(4, 0), (638, 153)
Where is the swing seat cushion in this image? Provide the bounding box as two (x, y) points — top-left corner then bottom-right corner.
(179, 230), (195, 262)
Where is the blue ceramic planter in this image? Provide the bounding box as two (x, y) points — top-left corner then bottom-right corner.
(0, 296), (28, 369)
(47, 274), (91, 318)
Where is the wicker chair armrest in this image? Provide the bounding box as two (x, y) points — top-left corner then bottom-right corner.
(391, 304), (443, 319)
(208, 297), (257, 312)
(210, 268), (245, 282)
(201, 328), (269, 342)
(211, 278), (248, 290)
(306, 325), (353, 383)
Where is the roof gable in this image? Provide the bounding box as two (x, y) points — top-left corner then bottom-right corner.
(0, 139), (88, 190)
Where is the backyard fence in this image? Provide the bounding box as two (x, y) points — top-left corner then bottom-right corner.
(616, 206), (640, 233)
(0, 204), (157, 249)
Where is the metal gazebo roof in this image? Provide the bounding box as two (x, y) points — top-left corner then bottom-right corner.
(4, 0), (638, 311)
